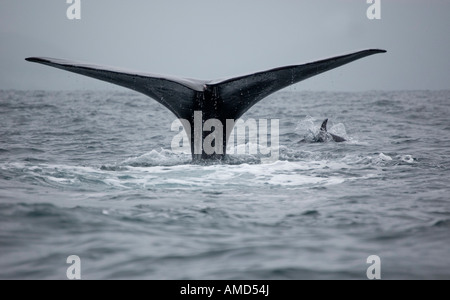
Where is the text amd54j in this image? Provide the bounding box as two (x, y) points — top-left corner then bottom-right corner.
(180, 284), (269, 297)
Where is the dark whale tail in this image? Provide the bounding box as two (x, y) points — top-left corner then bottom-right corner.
(26, 49), (385, 160)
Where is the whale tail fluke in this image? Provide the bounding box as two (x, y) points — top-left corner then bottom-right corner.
(26, 49), (385, 159)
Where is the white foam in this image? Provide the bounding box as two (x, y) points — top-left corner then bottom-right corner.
(399, 155), (415, 164)
(1, 150), (360, 192)
(379, 153), (393, 161)
(122, 149), (191, 166)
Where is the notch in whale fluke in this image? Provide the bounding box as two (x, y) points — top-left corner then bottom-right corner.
(26, 49), (386, 160)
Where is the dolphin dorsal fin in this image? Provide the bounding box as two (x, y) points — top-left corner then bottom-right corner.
(320, 119), (329, 132)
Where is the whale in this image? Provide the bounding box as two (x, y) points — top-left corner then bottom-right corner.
(26, 49), (386, 160)
(315, 119), (346, 143)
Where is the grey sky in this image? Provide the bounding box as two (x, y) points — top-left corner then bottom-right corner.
(1, 0), (449, 91)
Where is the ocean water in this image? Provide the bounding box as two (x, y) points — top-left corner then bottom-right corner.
(0, 89), (449, 280)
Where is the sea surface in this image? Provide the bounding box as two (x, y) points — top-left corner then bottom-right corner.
(0, 89), (449, 280)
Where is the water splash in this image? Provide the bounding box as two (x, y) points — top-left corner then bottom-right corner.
(295, 116), (349, 143)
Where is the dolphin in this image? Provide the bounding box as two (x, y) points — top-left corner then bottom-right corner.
(26, 49), (385, 160)
(315, 119), (346, 143)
